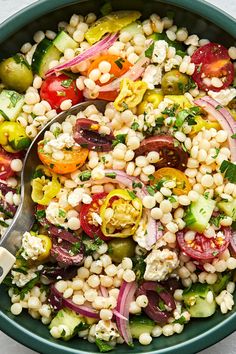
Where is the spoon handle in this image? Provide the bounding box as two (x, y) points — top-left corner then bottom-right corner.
(0, 247), (16, 284)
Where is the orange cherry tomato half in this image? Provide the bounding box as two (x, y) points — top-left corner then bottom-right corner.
(87, 54), (132, 101)
(37, 143), (88, 175)
(151, 167), (191, 196)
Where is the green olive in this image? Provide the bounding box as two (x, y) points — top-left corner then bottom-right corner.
(108, 238), (136, 263)
(0, 121), (31, 152)
(161, 69), (189, 95)
(0, 55), (33, 92)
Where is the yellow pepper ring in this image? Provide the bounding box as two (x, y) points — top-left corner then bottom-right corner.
(37, 234), (52, 262)
(100, 188), (143, 238)
(31, 168), (61, 206)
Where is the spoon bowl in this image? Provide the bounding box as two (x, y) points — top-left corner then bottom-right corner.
(0, 99), (107, 282)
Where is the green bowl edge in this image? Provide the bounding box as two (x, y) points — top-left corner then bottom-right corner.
(0, 0), (236, 353)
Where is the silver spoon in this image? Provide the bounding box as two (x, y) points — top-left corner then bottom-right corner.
(0, 100), (107, 283)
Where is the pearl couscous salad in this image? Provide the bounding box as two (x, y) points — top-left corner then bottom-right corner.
(1, 6), (236, 352)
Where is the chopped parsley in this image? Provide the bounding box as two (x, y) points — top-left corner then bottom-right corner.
(61, 79), (73, 88)
(95, 339), (113, 352)
(210, 214), (225, 228)
(131, 122), (139, 131)
(162, 104), (179, 117)
(173, 315), (188, 325)
(105, 172), (116, 179)
(132, 255), (146, 282)
(231, 133), (236, 139)
(70, 241), (81, 255)
(158, 300), (166, 311)
(127, 190), (136, 199)
(83, 234), (104, 255)
(145, 42), (154, 58)
(58, 209), (66, 218)
(132, 181), (143, 189)
(79, 170), (92, 181)
(112, 134), (127, 147)
(175, 107), (200, 128)
(114, 57), (125, 69)
(220, 160), (236, 184)
(216, 104), (223, 111)
(3, 273), (40, 300)
(146, 186), (155, 196)
(212, 148), (220, 159)
(35, 209), (46, 222)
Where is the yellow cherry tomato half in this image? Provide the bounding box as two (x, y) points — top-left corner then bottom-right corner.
(151, 167), (191, 196)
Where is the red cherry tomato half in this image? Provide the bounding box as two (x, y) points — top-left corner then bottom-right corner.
(80, 192), (109, 241)
(40, 74), (83, 111)
(191, 43), (234, 92)
(0, 147), (16, 180)
(177, 228), (231, 261)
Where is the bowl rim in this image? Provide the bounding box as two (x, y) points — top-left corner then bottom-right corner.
(0, 0), (236, 353)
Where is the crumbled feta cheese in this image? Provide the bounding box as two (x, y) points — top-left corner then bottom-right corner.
(46, 202), (67, 227)
(133, 218), (152, 251)
(21, 232), (45, 260)
(216, 290), (234, 314)
(152, 40), (168, 64)
(95, 320), (120, 342)
(12, 267), (37, 287)
(144, 249), (179, 281)
(68, 188), (86, 207)
(142, 64), (162, 89)
(46, 133), (75, 152)
(164, 55), (182, 72)
(208, 88), (236, 107)
(82, 194), (92, 204)
(91, 212), (102, 225)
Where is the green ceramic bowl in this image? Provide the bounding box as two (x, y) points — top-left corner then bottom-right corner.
(0, 1), (235, 353)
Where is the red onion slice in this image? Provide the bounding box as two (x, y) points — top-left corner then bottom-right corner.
(230, 230), (236, 256)
(194, 97), (236, 161)
(50, 285), (99, 318)
(116, 281), (138, 345)
(46, 33), (119, 77)
(98, 57), (150, 92)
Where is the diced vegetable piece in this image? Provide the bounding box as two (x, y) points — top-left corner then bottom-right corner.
(183, 283), (216, 317)
(150, 32), (186, 51)
(211, 272), (231, 294)
(85, 11), (141, 45)
(217, 199), (236, 221)
(53, 31), (78, 52)
(32, 38), (61, 78)
(0, 89), (24, 121)
(129, 315), (155, 339)
(0, 121), (31, 153)
(184, 195), (216, 233)
(49, 308), (84, 341)
(120, 21), (143, 36)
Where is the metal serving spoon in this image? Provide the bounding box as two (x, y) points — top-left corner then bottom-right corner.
(0, 100), (107, 283)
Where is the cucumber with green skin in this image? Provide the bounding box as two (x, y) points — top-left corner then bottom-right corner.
(217, 199), (236, 221)
(183, 283), (216, 318)
(0, 89), (24, 121)
(53, 31), (78, 52)
(184, 195), (216, 233)
(32, 38), (61, 78)
(129, 315), (155, 338)
(49, 308), (84, 341)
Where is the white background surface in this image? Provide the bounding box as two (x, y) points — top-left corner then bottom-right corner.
(0, 0), (235, 353)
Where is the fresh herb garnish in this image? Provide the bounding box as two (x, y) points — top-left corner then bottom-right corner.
(61, 79), (73, 88)
(112, 134), (127, 147)
(145, 42), (155, 58)
(132, 255), (146, 282)
(128, 190), (136, 199)
(212, 148), (220, 159)
(231, 133), (236, 139)
(146, 186), (155, 196)
(70, 242), (81, 255)
(58, 209), (66, 218)
(220, 160), (236, 184)
(158, 300), (166, 311)
(173, 315), (188, 325)
(210, 214), (225, 228)
(162, 104), (179, 117)
(114, 57), (125, 69)
(95, 339), (113, 352)
(83, 234), (104, 255)
(132, 181), (143, 189)
(35, 209), (46, 221)
(79, 170), (92, 181)
(105, 172), (116, 179)
(131, 122), (139, 131)
(175, 107), (200, 128)
(216, 104), (223, 111)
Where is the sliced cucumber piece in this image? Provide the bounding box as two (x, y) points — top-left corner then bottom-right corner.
(120, 21), (143, 36)
(217, 199), (236, 221)
(183, 283), (216, 318)
(49, 308), (84, 341)
(0, 89), (24, 121)
(184, 195), (216, 233)
(32, 38), (61, 77)
(53, 31), (78, 52)
(129, 315), (155, 339)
